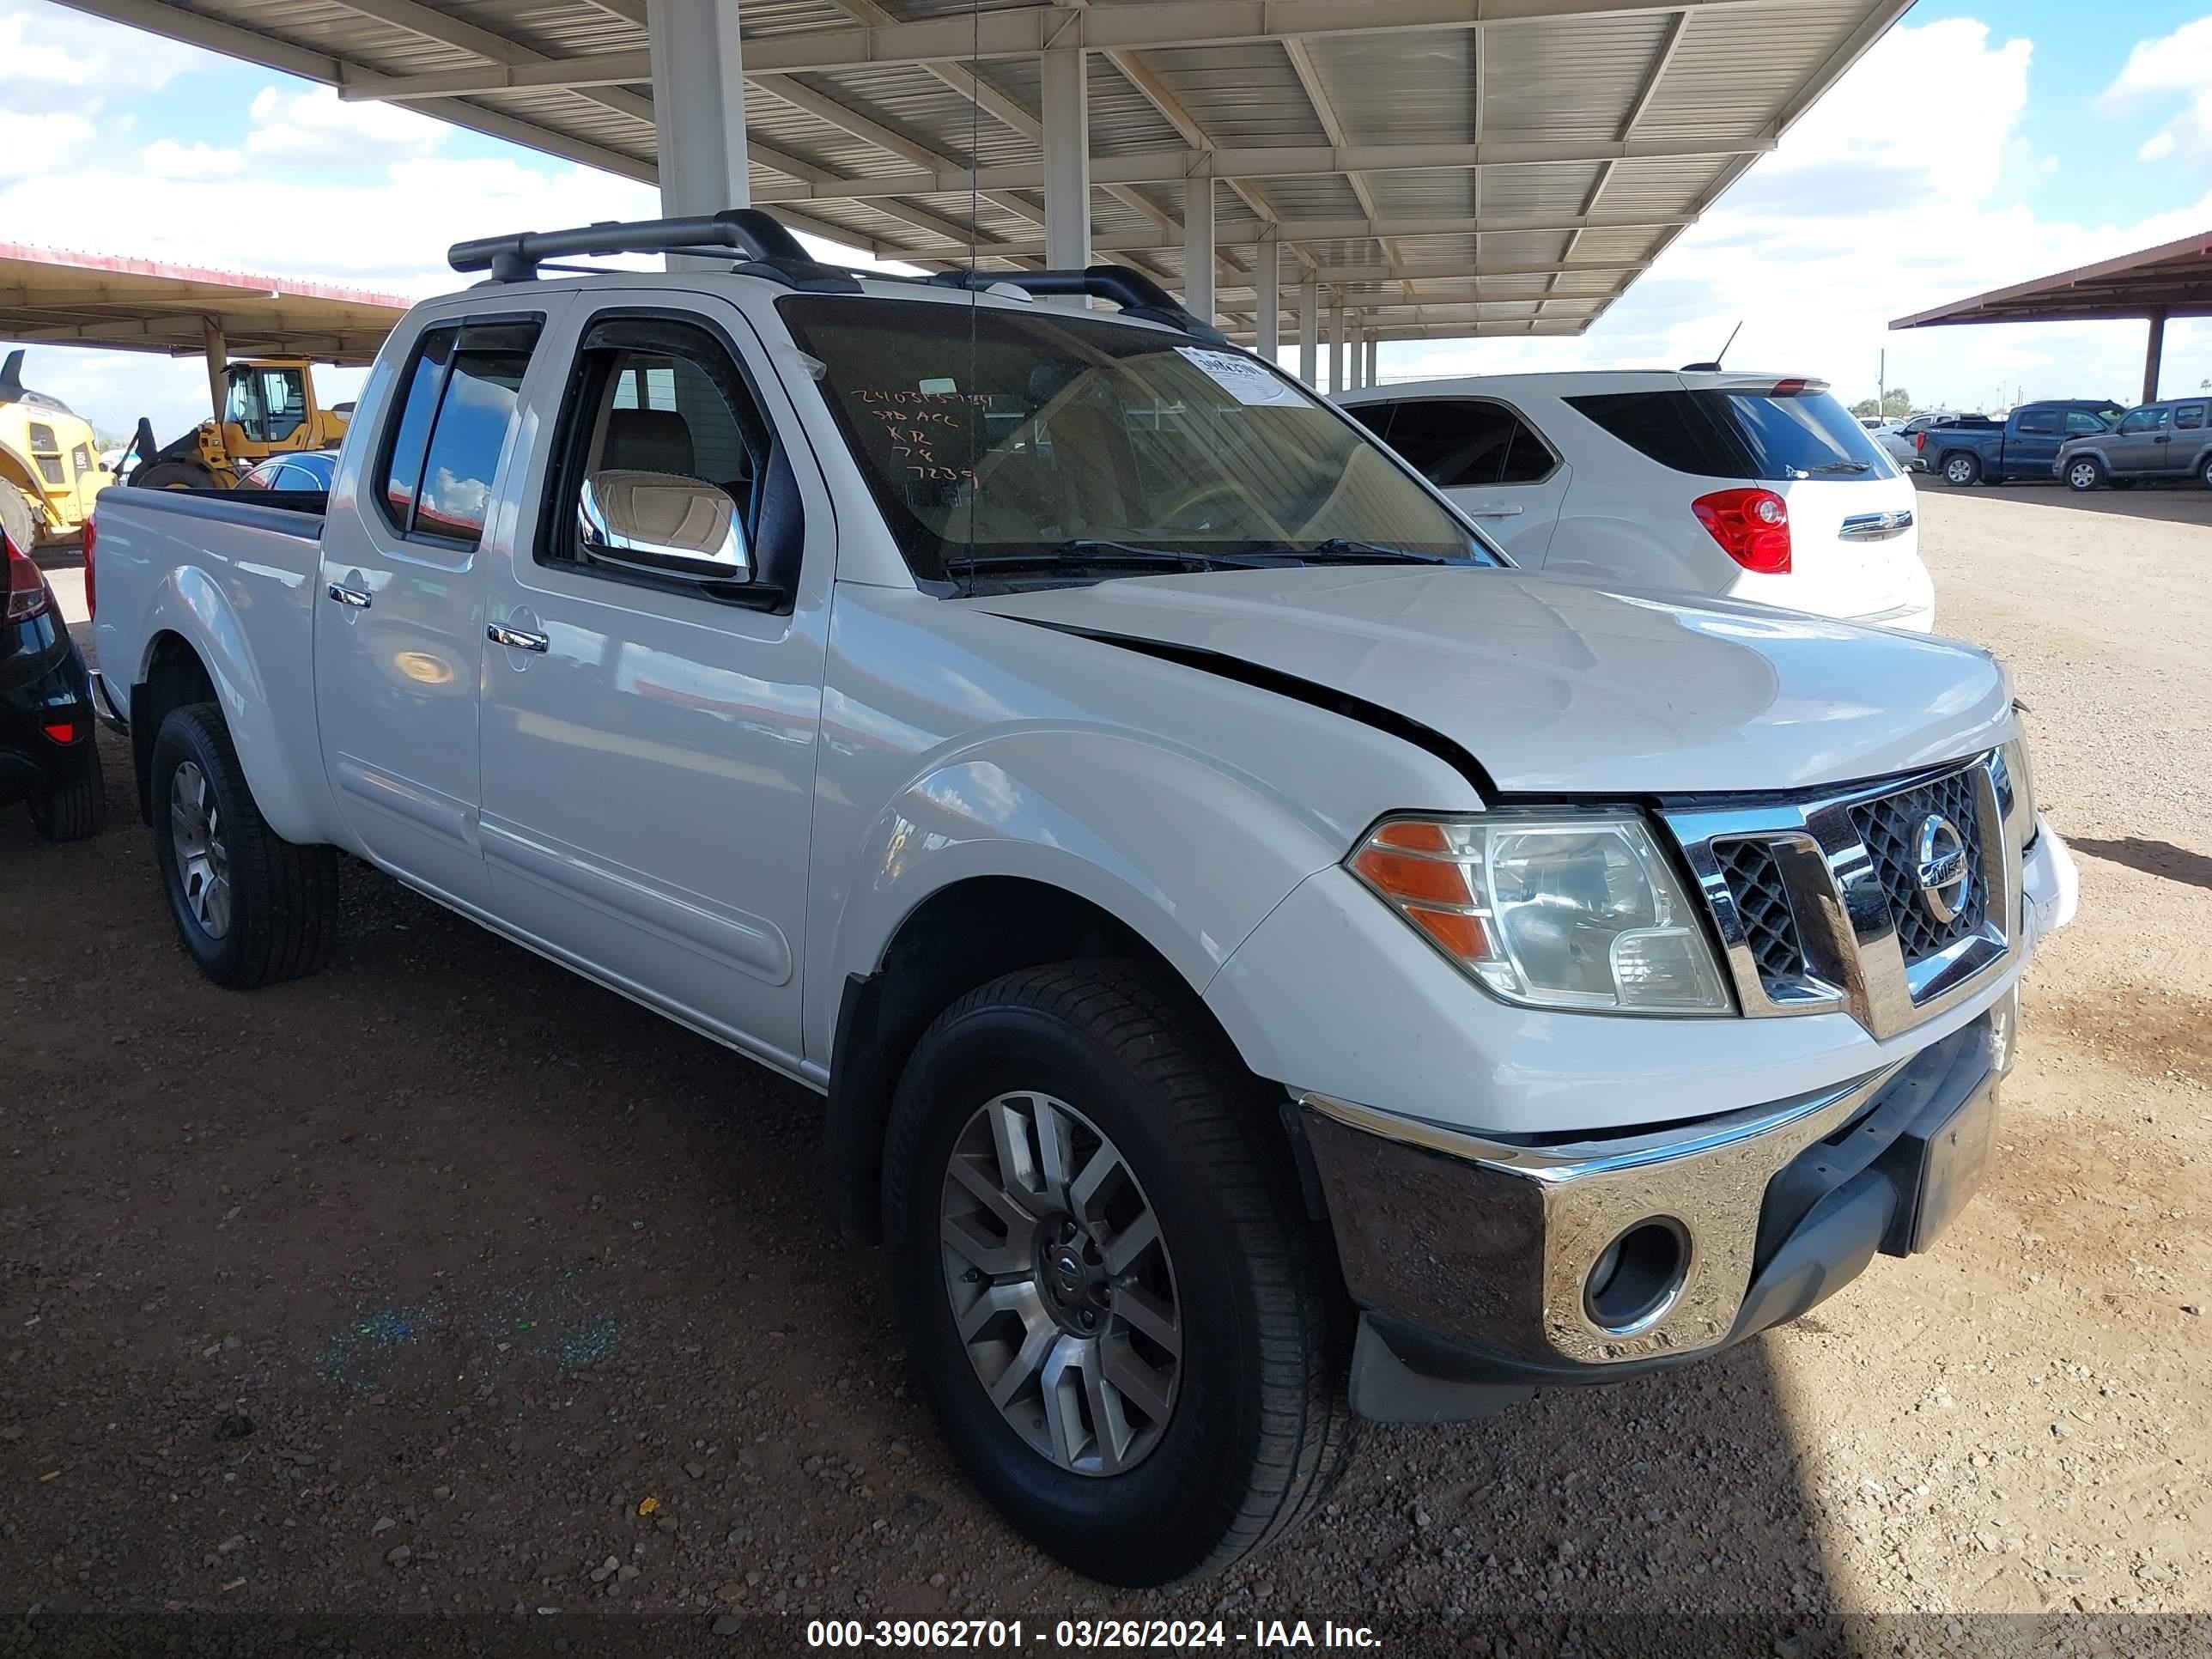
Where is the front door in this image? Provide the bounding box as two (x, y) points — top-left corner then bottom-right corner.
(2106, 404), (2172, 476)
(477, 295), (831, 1066)
(314, 311), (557, 909)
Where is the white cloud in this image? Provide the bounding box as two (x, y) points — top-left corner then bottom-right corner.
(2101, 18), (2212, 167)
(245, 86), (448, 167)
(1382, 19), (2209, 412)
(0, 109), (97, 181)
(141, 139), (244, 181)
(0, 0), (199, 114)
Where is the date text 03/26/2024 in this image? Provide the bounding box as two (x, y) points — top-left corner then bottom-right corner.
(805, 1619), (1383, 1650)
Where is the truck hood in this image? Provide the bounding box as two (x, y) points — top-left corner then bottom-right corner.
(963, 566), (2011, 795)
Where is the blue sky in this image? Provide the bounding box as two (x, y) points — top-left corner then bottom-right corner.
(8, 0), (2212, 434)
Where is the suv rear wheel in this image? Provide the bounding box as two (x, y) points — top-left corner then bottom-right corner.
(882, 961), (1352, 1585)
(2065, 456), (2106, 492)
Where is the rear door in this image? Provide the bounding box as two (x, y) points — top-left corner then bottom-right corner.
(2167, 401), (2208, 472)
(314, 306), (562, 908)
(475, 292), (833, 1066)
(2004, 406), (2065, 477)
(1342, 396), (1569, 562)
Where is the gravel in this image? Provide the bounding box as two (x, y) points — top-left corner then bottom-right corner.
(2, 485), (2203, 1653)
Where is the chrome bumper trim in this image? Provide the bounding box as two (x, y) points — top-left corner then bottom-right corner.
(1303, 1059), (1907, 1366)
(88, 670), (129, 734)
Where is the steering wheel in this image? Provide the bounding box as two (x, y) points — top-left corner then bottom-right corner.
(1156, 480), (1252, 535)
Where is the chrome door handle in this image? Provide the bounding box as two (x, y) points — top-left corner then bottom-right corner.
(326, 582), (371, 608)
(1464, 503), (1526, 518)
(488, 622), (549, 653)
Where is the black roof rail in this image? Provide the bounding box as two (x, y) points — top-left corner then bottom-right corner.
(924, 265), (1230, 344)
(447, 210), (860, 290)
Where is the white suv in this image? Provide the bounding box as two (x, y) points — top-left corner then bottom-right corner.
(1340, 370), (1936, 631)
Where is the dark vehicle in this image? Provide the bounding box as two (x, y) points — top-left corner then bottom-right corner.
(2053, 397), (2212, 490)
(1922, 400), (2123, 486)
(234, 449), (338, 492)
(1, 520), (103, 839)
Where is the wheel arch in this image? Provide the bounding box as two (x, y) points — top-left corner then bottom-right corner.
(823, 874), (1266, 1245)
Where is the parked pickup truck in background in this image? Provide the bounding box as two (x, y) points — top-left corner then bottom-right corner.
(1923, 399), (2123, 486)
(84, 212), (2081, 1588)
(2054, 394), (2212, 490)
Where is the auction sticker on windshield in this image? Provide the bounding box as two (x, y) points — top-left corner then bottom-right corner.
(1175, 347), (1302, 407)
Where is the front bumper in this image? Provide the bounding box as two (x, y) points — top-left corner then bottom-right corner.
(1304, 1006), (2011, 1420)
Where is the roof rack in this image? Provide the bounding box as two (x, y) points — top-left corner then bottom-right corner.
(924, 266), (1229, 344)
(447, 210), (860, 290)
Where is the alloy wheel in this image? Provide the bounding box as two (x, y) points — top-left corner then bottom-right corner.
(939, 1091), (1182, 1476)
(2069, 462), (2098, 489)
(169, 758), (233, 939)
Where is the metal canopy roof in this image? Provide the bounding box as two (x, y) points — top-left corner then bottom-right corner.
(55, 0), (1912, 344)
(1890, 229), (2212, 330)
(0, 244), (411, 364)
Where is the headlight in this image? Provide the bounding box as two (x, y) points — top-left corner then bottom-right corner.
(1996, 728), (2037, 850)
(1348, 811), (1732, 1015)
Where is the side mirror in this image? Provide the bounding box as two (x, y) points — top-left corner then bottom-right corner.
(578, 470), (750, 584)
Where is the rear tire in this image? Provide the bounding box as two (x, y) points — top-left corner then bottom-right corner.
(132, 459), (216, 491)
(1941, 452), (1982, 487)
(883, 961), (1352, 1586)
(2065, 456), (2106, 492)
(2198, 457), (2212, 489)
(28, 743), (104, 842)
(149, 702), (338, 988)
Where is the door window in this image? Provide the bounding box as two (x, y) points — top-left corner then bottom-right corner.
(1350, 398), (1558, 489)
(541, 315), (770, 583)
(223, 367), (310, 445)
(2014, 410), (2058, 435)
(374, 320), (543, 547)
(2177, 404), (2207, 431)
(2116, 406), (2170, 434)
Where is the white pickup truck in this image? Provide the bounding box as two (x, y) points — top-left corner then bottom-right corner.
(87, 212), (2077, 1587)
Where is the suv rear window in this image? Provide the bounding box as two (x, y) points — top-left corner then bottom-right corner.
(1566, 386), (1894, 481)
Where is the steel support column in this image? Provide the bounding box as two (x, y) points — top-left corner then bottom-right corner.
(1365, 335), (1379, 387)
(1253, 238), (1280, 362)
(2144, 307), (2168, 404)
(647, 0), (750, 225)
(1297, 275), (1317, 386)
(1041, 46), (1091, 295)
(1328, 299), (1345, 394)
(200, 318), (228, 421)
(1183, 173), (1215, 325)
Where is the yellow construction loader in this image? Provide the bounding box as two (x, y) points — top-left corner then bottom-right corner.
(0, 350), (113, 547)
(129, 357), (352, 491)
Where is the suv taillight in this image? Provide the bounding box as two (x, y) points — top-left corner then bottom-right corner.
(1692, 487), (1791, 575)
(3, 527), (52, 623)
(82, 514), (97, 622)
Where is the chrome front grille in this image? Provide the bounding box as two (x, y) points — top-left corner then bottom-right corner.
(1661, 754), (2017, 1041)
(1848, 769), (1986, 961)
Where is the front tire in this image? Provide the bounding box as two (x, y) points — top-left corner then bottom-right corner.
(883, 962), (1352, 1585)
(1942, 452), (1982, 487)
(2066, 456), (2106, 492)
(132, 459), (216, 491)
(149, 702), (338, 988)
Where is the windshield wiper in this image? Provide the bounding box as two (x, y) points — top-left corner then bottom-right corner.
(1806, 461), (1873, 475)
(1294, 538), (1453, 564)
(943, 541), (1278, 579)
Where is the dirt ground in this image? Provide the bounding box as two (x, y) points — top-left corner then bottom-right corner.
(2, 481), (2205, 1657)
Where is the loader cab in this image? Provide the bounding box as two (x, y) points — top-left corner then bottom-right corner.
(221, 361), (313, 450)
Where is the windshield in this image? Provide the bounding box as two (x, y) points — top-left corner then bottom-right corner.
(1567, 386), (1899, 481)
(778, 295), (1495, 585)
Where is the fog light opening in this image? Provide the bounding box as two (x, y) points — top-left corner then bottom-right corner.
(1583, 1218), (1691, 1334)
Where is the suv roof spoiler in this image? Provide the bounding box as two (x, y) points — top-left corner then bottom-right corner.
(449, 210), (1232, 343)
